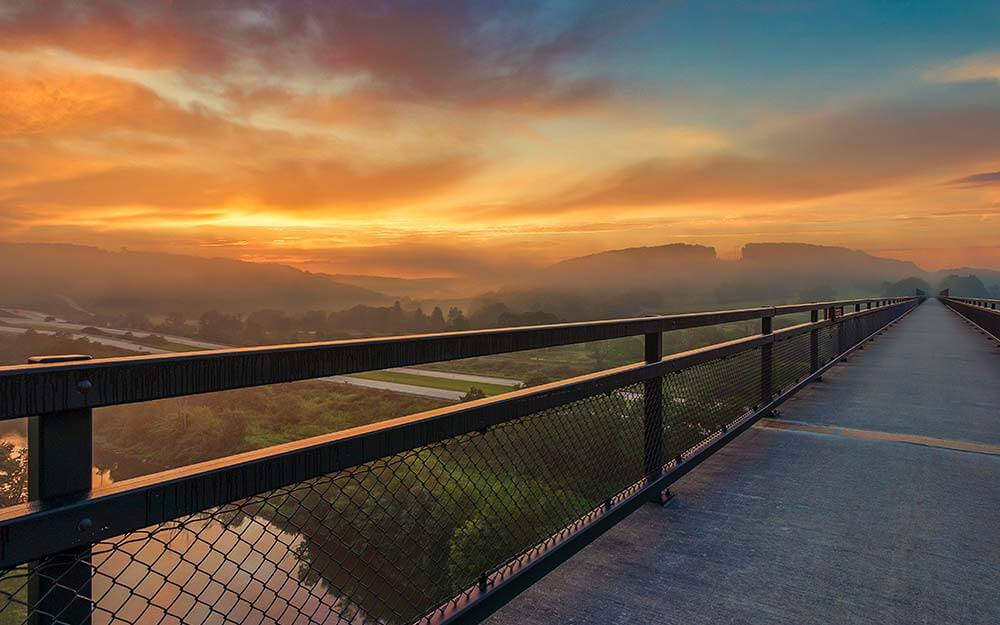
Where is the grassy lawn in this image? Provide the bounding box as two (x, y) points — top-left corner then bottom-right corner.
(138, 339), (202, 352)
(352, 370), (517, 396)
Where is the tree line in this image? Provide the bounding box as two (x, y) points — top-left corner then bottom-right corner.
(110, 301), (559, 346)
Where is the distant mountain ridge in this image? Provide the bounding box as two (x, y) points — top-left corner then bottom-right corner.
(930, 266), (1000, 286)
(0, 243), (389, 315)
(328, 274), (465, 299)
(531, 243), (722, 294)
(5, 241), (999, 319)
(739, 242), (924, 278)
(549, 243), (717, 269)
(488, 241), (974, 319)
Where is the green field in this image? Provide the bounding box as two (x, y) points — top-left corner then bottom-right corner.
(135, 338), (202, 352)
(351, 370), (517, 396)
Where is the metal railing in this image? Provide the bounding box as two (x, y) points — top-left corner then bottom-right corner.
(0, 296), (922, 625)
(939, 296), (1000, 340)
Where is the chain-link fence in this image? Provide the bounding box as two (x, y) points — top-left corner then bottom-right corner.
(0, 299), (920, 625)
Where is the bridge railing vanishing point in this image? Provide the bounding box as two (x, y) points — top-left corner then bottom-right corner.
(939, 296), (1000, 341)
(0, 296), (923, 625)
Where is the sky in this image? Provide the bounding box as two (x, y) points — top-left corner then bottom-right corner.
(1, 0), (999, 277)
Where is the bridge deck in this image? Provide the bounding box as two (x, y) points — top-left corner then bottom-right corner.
(487, 299), (1000, 625)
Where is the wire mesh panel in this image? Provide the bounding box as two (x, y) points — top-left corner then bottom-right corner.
(818, 324), (840, 366)
(1, 386), (649, 625)
(661, 347), (761, 462)
(771, 332), (811, 392)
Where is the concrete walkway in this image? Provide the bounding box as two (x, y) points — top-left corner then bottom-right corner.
(487, 299), (1000, 625)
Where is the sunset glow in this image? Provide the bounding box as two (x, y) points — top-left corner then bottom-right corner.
(1, 1), (999, 276)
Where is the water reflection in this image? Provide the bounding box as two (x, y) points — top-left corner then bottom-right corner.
(0, 430), (159, 492)
(91, 514), (366, 625)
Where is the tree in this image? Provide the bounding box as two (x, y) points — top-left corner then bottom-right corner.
(300, 310), (327, 333)
(461, 387), (487, 402)
(469, 301), (510, 327)
(389, 301), (405, 333)
(412, 307), (428, 332)
(199, 311), (244, 344)
(586, 341), (613, 370)
(246, 309), (291, 337)
(429, 307), (447, 331)
(586, 338), (641, 370)
(0, 441), (26, 507)
(882, 277), (931, 297)
(165, 311), (186, 332)
(123, 310), (152, 331)
(798, 284), (836, 303)
(447, 307), (469, 330)
(938, 274), (989, 297)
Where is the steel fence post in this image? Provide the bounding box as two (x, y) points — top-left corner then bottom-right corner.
(810, 310), (820, 372)
(643, 332), (663, 479)
(27, 355), (94, 625)
(761, 313), (773, 403)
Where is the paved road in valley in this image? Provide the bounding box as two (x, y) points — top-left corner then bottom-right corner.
(2, 309), (521, 400)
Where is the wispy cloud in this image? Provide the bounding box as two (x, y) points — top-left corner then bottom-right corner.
(490, 89), (1000, 216)
(1, 1), (999, 273)
(924, 52), (1000, 83)
(945, 171), (1000, 187)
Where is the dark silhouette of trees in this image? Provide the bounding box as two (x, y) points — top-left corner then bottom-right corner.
(164, 311), (187, 333)
(461, 387), (487, 402)
(882, 277), (931, 296)
(0, 441), (26, 507)
(122, 310), (152, 331)
(198, 311), (244, 344)
(938, 274), (989, 297)
(447, 307), (469, 330)
(429, 306), (447, 331)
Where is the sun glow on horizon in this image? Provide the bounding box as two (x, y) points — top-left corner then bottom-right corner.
(0, 1), (998, 276)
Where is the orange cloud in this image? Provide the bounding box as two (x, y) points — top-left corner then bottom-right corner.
(0, 69), (238, 143)
(0, 66), (483, 222)
(1, 2), (998, 274)
(4, 154), (481, 216)
(0, 70), (138, 136)
(924, 52), (1000, 84)
(0, 1), (224, 69)
(0, 1), (647, 116)
(486, 89), (1000, 217)
(244, 156), (482, 210)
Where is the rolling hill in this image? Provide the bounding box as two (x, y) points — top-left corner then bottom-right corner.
(0, 243), (389, 316)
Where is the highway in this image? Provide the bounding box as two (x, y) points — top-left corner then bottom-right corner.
(0, 324), (172, 354)
(0, 309), (226, 350)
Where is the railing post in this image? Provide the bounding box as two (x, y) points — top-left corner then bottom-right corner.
(643, 333), (663, 482)
(27, 355), (94, 625)
(809, 310), (820, 372)
(833, 305), (848, 355)
(760, 314), (773, 404)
